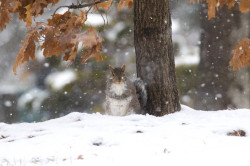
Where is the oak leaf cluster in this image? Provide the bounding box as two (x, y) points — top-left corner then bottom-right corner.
(190, 0), (250, 70)
(229, 38), (250, 71)
(0, 0), (249, 73)
(0, 0), (60, 29)
(0, 0), (132, 74)
(190, 0), (250, 19)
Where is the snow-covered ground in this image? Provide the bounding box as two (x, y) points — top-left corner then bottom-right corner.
(1, 105), (250, 166)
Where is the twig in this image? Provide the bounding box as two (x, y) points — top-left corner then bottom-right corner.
(53, 0), (111, 16)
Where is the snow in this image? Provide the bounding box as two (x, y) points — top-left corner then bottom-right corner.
(0, 23), (16, 47)
(172, 19), (200, 66)
(52, 8), (110, 26)
(105, 22), (126, 41)
(172, 19), (180, 33)
(4, 100), (12, 107)
(86, 14), (111, 26)
(175, 54), (200, 66)
(45, 70), (77, 91)
(17, 88), (49, 111)
(0, 72), (36, 95)
(1, 105), (250, 166)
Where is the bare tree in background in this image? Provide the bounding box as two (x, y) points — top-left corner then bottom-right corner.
(194, 3), (241, 110)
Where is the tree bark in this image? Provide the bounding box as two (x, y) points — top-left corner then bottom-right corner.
(194, 4), (240, 110)
(134, 0), (180, 116)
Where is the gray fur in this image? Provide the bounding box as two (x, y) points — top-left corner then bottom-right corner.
(105, 77), (141, 115)
(133, 78), (147, 114)
(105, 65), (146, 116)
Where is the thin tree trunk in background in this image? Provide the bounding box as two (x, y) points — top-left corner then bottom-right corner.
(134, 0), (180, 116)
(229, 12), (250, 109)
(194, 4), (240, 110)
(0, 16), (24, 123)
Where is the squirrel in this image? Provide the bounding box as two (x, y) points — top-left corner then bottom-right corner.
(105, 64), (147, 116)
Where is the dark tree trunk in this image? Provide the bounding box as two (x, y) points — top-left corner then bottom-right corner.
(194, 4), (240, 110)
(134, 0), (180, 116)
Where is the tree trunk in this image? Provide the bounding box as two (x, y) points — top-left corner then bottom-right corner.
(134, 0), (180, 116)
(194, 4), (240, 110)
(229, 12), (250, 109)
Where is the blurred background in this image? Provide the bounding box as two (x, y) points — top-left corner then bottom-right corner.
(0, 0), (249, 123)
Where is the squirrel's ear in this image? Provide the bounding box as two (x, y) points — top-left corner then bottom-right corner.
(121, 64), (126, 72)
(109, 65), (114, 71)
(109, 65), (115, 75)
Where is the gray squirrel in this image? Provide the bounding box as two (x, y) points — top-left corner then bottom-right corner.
(105, 65), (147, 116)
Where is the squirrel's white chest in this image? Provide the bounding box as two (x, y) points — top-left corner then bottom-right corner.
(106, 83), (133, 116)
(110, 83), (126, 95)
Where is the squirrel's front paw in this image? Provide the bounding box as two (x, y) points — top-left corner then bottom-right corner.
(115, 95), (122, 100)
(121, 94), (128, 99)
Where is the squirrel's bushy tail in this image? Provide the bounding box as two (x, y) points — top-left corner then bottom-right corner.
(133, 78), (147, 114)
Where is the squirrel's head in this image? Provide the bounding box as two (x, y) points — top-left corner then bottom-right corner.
(109, 64), (126, 84)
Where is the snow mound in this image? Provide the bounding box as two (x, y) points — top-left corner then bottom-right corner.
(0, 105), (250, 166)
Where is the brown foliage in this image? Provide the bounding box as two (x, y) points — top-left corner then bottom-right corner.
(0, 0), (14, 30)
(1, 0), (250, 74)
(0, 0), (60, 28)
(190, 0), (250, 19)
(190, 0), (250, 71)
(227, 130), (246, 136)
(77, 155), (84, 160)
(79, 27), (103, 64)
(117, 0), (133, 10)
(0, 0), (133, 74)
(13, 22), (42, 74)
(13, 11), (104, 74)
(91, 0), (112, 10)
(229, 38), (250, 71)
(208, 0), (217, 19)
(91, 0), (133, 10)
(239, 0), (250, 12)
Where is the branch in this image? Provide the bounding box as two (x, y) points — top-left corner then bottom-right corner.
(53, 0), (111, 15)
(69, 0), (111, 9)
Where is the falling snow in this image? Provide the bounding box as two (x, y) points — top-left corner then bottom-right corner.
(4, 100), (12, 107)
